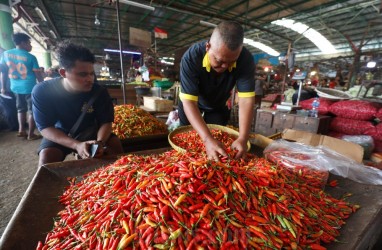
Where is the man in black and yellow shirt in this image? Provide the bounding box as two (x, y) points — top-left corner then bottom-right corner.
(179, 21), (255, 161)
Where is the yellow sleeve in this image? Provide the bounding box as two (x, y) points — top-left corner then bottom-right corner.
(179, 92), (198, 102)
(237, 91), (256, 98)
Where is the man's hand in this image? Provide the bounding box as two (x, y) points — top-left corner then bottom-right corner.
(75, 141), (95, 159)
(231, 138), (248, 159)
(76, 140), (106, 159)
(204, 137), (228, 162)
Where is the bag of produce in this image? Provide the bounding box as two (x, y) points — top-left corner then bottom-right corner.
(264, 139), (382, 185)
(299, 97), (334, 115)
(264, 140), (329, 189)
(329, 117), (374, 135)
(329, 100), (381, 120)
(365, 123), (382, 141)
(374, 140), (382, 153)
(375, 108), (382, 120)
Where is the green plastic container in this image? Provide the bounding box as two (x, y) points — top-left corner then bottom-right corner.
(153, 79), (174, 91)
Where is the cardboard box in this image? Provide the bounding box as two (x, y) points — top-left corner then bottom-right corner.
(281, 129), (364, 163)
(143, 97), (173, 112)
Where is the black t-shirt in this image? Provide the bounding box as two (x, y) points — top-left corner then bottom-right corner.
(179, 41), (255, 111)
(32, 77), (114, 134)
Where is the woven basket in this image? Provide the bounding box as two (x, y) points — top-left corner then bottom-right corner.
(168, 124), (251, 153)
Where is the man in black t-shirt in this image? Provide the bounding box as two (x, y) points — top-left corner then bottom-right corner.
(32, 42), (123, 167)
(179, 21), (255, 161)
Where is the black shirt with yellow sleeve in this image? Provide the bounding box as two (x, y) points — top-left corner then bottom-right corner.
(179, 40), (255, 112)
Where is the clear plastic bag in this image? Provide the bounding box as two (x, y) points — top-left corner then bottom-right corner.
(264, 139), (382, 186)
(166, 110), (180, 131)
(264, 140), (329, 188)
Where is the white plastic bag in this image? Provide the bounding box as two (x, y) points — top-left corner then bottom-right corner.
(166, 110), (180, 131)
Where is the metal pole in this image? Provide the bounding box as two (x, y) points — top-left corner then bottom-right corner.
(154, 38), (157, 71)
(281, 42), (292, 102)
(116, 0), (126, 104)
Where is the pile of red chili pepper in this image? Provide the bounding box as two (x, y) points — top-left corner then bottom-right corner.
(171, 129), (237, 153)
(36, 149), (358, 249)
(112, 104), (168, 139)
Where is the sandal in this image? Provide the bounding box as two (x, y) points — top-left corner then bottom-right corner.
(27, 134), (42, 141)
(17, 131), (27, 137)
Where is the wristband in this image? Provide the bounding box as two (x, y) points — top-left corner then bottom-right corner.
(96, 140), (105, 147)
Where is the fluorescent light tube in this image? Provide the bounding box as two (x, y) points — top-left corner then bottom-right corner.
(104, 48), (141, 55)
(200, 20), (217, 27)
(49, 30), (57, 39)
(119, 0), (155, 11)
(35, 7), (47, 22)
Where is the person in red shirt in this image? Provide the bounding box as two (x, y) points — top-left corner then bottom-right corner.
(329, 78), (336, 89)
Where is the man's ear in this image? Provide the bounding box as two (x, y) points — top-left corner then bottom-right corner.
(205, 41), (211, 52)
(59, 68), (66, 77)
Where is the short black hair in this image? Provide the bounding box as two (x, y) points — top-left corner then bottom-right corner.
(215, 21), (244, 50)
(55, 41), (95, 70)
(12, 33), (30, 45)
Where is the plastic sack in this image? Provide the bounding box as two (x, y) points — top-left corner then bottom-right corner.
(329, 100), (380, 121)
(365, 123), (382, 142)
(166, 110), (180, 131)
(264, 140), (329, 188)
(374, 140), (382, 153)
(375, 108), (382, 120)
(329, 117), (374, 135)
(341, 135), (374, 159)
(264, 139), (382, 186)
(299, 97), (334, 115)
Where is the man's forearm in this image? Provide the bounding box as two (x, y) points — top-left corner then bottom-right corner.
(41, 127), (79, 150)
(238, 97), (255, 141)
(96, 123), (113, 145)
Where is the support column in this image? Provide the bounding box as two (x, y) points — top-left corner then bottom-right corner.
(43, 51), (52, 69)
(0, 0), (14, 50)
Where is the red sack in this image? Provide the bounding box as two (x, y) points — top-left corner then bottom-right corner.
(374, 140), (382, 153)
(299, 98), (334, 115)
(329, 117), (375, 135)
(365, 123), (382, 141)
(329, 100), (380, 121)
(375, 108), (382, 120)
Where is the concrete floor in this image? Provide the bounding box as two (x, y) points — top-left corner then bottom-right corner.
(0, 130), (74, 240)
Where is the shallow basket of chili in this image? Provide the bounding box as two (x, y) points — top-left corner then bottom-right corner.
(168, 124), (251, 153)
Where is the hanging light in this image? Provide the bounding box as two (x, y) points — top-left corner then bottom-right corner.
(367, 61), (376, 68)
